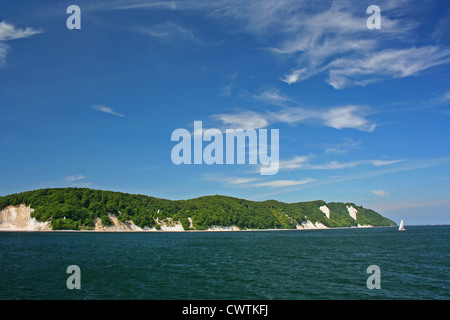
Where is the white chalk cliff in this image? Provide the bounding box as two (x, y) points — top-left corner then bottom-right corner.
(93, 213), (144, 231)
(0, 203), (373, 231)
(93, 215), (184, 231)
(207, 225), (240, 231)
(297, 220), (328, 229)
(0, 205), (186, 232)
(319, 205), (331, 219)
(0, 204), (51, 231)
(346, 206), (358, 220)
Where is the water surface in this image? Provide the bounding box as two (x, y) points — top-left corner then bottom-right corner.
(0, 226), (448, 299)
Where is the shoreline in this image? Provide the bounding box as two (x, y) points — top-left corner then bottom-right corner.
(0, 225), (398, 233)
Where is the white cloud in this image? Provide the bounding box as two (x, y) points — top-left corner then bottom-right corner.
(103, 1), (178, 11)
(278, 156), (309, 170)
(64, 174), (92, 187)
(0, 43), (8, 67)
(371, 190), (390, 197)
(211, 105), (376, 132)
(204, 174), (315, 188)
(134, 22), (199, 42)
(320, 106), (376, 132)
(276, 156), (404, 172)
(0, 21), (43, 41)
(266, 107), (313, 126)
(211, 111), (269, 130)
(223, 177), (259, 185)
(92, 105), (124, 118)
(221, 83), (234, 97)
(254, 89), (292, 105)
(280, 69), (306, 85)
(370, 159), (404, 166)
(252, 178), (316, 188)
(243, 1), (448, 88)
(371, 199), (450, 212)
(326, 46), (450, 89)
(437, 91), (450, 104)
(0, 21), (42, 66)
(307, 160), (363, 170)
(64, 174), (86, 182)
(325, 138), (361, 154)
(89, 1), (448, 88)
(252, 156), (450, 192)
(308, 156), (450, 188)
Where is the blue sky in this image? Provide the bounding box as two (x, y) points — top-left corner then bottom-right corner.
(1, 0), (450, 225)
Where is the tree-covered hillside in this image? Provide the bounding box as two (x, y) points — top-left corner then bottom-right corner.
(0, 188), (396, 230)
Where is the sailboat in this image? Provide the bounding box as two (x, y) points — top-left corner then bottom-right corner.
(398, 219), (406, 231)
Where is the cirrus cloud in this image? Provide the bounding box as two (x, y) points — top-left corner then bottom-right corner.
(0, 21), (43, 41)
(0, 21), (43, 67)
(211, 104), (376, 132)
(89, 1), (450, 89)
(92, 105), (124, 118)
(371, 190), (390, 197)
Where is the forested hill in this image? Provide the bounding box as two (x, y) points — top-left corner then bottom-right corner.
(0, 188), (396, 230)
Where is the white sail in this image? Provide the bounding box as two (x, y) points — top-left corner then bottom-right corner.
(398, 219), (405, 231)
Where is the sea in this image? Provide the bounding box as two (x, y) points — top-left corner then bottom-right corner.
(0, 225), (448, 300)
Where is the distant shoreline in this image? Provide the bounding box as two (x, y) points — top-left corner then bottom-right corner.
(0, 225), (400, 233)
(2, 225), (449, 233)
(0, 188), (398, 232)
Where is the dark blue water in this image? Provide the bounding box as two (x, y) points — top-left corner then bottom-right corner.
(0, 226), (448, 300)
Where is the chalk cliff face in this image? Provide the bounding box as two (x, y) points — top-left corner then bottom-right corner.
(0, 206), (187, 232)
(297, 220), (328, 229)
(0, 201), (381, 231)
(207, 225), (240, 231)
(346, 206), (358, 220)
(0, 204), (371, 231)
(93, 214), (144, 231)
(0, 189), (396, 231)
(0, 204), (51, 231)
(319, 205), (331, 219)
(93, 214), (185, 231)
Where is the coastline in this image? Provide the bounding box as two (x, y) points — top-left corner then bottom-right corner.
(0, 202), (397, 233)
(0, 225), (397, 233)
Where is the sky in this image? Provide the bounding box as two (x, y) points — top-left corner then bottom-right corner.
(1, 0), (450, 225)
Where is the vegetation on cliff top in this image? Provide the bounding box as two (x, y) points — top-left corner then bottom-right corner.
(0, 188), (396, 230)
